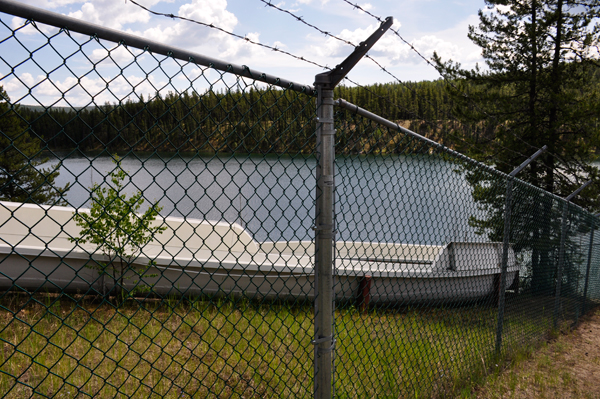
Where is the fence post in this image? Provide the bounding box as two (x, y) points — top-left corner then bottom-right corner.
(312, 18), (392, 399)
(581, 218), (595, 316)
(313, 85), (335, 399)
(553, 201), (569, 329)
(554, 180), (592, 329)
(554, 201), (569, 328)
(495, 178), (513, 354)
(495, 146), (546, 354)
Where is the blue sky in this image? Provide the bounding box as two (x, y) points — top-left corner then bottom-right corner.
(0, 0), (488, 106)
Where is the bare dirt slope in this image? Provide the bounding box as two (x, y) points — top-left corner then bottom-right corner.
(471, 307), (600, 399)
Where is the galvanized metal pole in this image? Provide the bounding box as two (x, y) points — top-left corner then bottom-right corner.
(495, 178), (513, 354)
(553, 180), (592, 329)
(312, 18), (392, 399)
(581, 218), (595, 316)
(495, 146), (546, 354)
(313, 86), (335, 399)
(553, 201), (569, 329)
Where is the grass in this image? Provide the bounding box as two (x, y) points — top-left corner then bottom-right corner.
(461, 306), (600, 399)
(0, 292), (583, 398)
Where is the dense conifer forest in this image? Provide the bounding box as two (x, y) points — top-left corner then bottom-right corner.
(15, 80), (464, 155)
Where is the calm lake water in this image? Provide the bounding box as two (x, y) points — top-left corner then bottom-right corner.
(46, 152), (482, 244)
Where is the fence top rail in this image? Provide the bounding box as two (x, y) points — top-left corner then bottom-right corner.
(336, 98), (595, 216)
(0, 0), (316, 96)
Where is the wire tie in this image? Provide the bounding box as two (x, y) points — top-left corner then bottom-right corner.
(312, 336), (336, 354)
(312, 223), (333, 231)
(311, 335), (333, 345)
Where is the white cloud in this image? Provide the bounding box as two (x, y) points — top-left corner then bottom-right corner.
(401, 35), (462, 63)
(2, 71), (173, 107)
(2, 77), (25, 94)
(178, 0), (238, 31)
(90, 46), (141, 66)
(273, 41), (287, 49)
(20, 73), (35, 87)
(13, 0), (84, 9)
(312, 14), (481, 71)
(11, 17), (59, 36)
(67, 0), (156, 30)
(140, 0), (267, 61)
(10, 0), (156, 34)
(220, 32), (263, 58)
(143, 0), (237, 43)
(1, 73), (36, 99)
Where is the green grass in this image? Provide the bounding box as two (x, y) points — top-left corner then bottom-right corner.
(0, 293), (568, 398)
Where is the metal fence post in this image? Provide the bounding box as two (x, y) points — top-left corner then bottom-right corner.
(581, 218), (595, 316)
(495, 146), (546, 354)
(495, 178), (513, 354)
(312, 18), (392, 399)
(553, 201), (569, 329)
(554, 180), (592, 329)
(313, 86), (335, 399)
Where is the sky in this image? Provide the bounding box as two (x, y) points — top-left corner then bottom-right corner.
(0, 0), (489, 106)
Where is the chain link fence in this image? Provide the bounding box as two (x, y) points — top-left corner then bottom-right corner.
(1, 2), (599, 398)
(332, 102), (600, 397)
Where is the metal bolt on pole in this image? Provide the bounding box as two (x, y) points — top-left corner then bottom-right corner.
(495, 146), (546, 354)
(554, 180), (593, 329)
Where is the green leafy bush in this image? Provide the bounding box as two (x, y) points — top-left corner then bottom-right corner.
(70, 157), (166, 301)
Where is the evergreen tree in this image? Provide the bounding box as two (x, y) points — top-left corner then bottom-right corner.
(435, 0), (600, 293)
(0, 87), (69, 204)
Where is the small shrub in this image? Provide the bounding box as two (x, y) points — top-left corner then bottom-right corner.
(70, 157), (166, 302)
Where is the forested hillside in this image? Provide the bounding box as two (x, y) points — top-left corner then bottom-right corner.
(16, 80), (463, 155)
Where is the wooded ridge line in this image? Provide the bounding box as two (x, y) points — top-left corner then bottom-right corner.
(12, 81), (490, 155)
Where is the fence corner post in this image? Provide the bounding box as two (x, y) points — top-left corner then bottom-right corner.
(311, 19), (393, 398)
(313, 84), (335, 399)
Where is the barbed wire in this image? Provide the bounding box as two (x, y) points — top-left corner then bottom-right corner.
(338, 0), (586, 186)
(127, 0), (576, 179)
(257, 0), (533, 170)
(339, 76), (526, 170)
(127, 0), (329, 71)
(129, 0), (533, 171)
(259, 0), (355, 48)
(128, 0), (417, 126)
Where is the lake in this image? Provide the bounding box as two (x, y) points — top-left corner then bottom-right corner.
(46, 152), (482, 245)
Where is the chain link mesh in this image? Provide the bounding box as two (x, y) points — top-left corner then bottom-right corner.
(0, 15), (319, 398)
(1, 8), (600, 399)
(332, 109), (600, 397)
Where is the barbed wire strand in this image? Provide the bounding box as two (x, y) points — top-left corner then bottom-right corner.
(127, 0), (330, 71)
(339, 0), (585, 185)
(127, 0), (555, 174)
(258, 0), (534, 169)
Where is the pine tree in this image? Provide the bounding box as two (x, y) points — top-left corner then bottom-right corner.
(0, 86), (69, 204)
(435, 0), (600, 293)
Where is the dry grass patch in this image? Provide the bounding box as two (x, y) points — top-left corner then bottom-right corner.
(467, 307), (600, 399)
